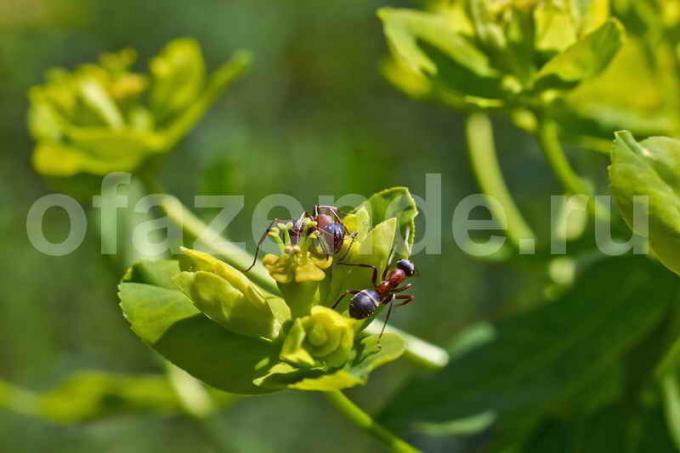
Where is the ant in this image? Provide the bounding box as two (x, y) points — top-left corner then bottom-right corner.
(332, 257), (416, 337)
(245, 205), (356, 272)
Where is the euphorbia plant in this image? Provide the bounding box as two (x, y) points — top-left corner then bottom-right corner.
(379, 0), (680, 248)
(118, 188), (423, 451)
(119, 188), (416, 393)
(23, 37), (447, 451)
(28, 38), (250, 177)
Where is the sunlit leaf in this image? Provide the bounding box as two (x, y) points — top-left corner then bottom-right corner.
(119, 260), (280, 395)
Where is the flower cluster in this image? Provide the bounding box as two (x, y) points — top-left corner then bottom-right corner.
(119, 188), (418, 394)
(381, 1), (680, 149)
(28, 38), (250, 177)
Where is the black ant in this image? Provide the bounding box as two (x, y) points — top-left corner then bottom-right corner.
(332, 258), (416, 337)
(245, 205), (356, 272)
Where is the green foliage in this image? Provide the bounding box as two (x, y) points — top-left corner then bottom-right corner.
(119, 260), (280, 395)
(609, 132), (680, 276)
(27, 38), (250, 177)
(380, 1), (680, 148)
(379, 256), (679, 449)
(119, 188), (417, 394)
(379, 4), (622, 110)
(1, 371), (235, 424)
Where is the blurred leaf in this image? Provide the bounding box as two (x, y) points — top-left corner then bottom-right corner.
(661, 372), (680, 450)
(379, 8), (496, 78)
(119, 260), (280, 394)
(27, 39), (249, 178)
(533, 19), (624, 90)
(150, 38), (206, 123)
(1, 371), (237, 424)
(560, 40), (680, 139)
(40, 372), (182, 423)
(379, 256), (678, 430)
(609, 132), (680, 276)
(523, 402), (678, 452)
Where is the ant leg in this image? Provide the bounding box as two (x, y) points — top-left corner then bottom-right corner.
(380, 301), (394, 339)
(324, 206), (344, 225)
(394, 294), (415, 307)
(332, 290), (360, 309)
(245, 218), (280, 272)
(382, 247), (397, 280)
(392, 283), (412, 293)
(337, 262), (379, 287)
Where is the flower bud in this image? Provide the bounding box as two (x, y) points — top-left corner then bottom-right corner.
(280, 306), (356, 369)
(174, 248), (290, 340)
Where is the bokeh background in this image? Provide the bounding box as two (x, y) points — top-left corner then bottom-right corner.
(0, 0), (585, 451)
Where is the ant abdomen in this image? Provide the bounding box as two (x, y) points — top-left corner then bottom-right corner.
(320, 222), (345, 253)
(349, 289), (380, 319)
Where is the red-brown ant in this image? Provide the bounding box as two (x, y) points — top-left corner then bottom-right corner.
(332, 258), (416, 337)
(245, 205), (355, 272)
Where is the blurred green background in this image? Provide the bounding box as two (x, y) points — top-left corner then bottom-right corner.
(0, 0), (570, 451)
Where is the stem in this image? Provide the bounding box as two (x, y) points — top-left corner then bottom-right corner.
(0, 379), (41, 418)
(661, 373), (680, 450)
(364, 322), (449, 370)
(536, 120), (609, 222)
(142, 184), (279, 294)
(140, 178), (450, 370)
(324, 391), (421, 453)
(536, 121), (591, 196)
(465, 113), (535, 248)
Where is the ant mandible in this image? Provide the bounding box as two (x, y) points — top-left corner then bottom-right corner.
(332, 257), (416, 337)
(245, 205), (355, 272)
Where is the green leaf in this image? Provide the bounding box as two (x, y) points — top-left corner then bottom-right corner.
(609, 132), (680, 276)
(255, 333), (405, 391)
(119, 260), (280, 394)
(323, 218), (397, 310)
(379, 8), (503, 105)
(533, 19), (624, 91)
(354, 186), (418, 257)
(149, 38), (206, 123)
(39, 372), (182, 423)
(379, 256), (678, 430)
(379, 8), (496, 78)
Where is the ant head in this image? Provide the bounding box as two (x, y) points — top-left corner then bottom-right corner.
(396, 259), (416, 277)
(315, 213), (334, 228)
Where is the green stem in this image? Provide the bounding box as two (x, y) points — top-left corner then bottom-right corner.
(536, 121), (591, 196)
(156, 192), (280, 294)
(661, 373), (680, 450)
(140, 177), (450, 371)
(536, 120), (609, 222)
(364, 323), (449, 370)
(324, 391), (421, 453)
(0, 379), (41, 418)
(465, 112), (535, 248)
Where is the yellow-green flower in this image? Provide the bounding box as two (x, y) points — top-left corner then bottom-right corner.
(28, 38), (250, 177)
(262, 249), (332, 284)
(280, 306), (356, 369)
